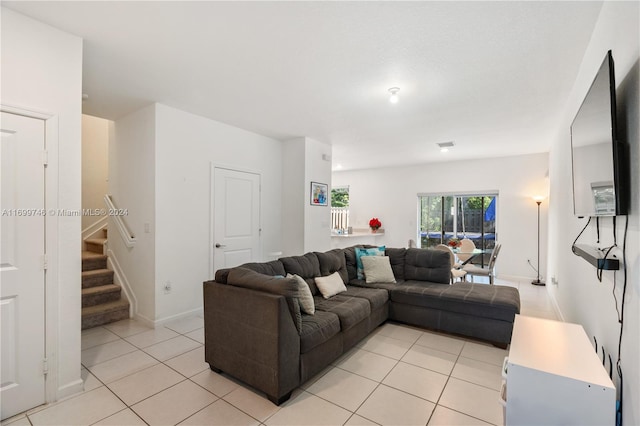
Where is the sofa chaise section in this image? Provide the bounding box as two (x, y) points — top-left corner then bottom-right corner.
(389, 282), (520, 348)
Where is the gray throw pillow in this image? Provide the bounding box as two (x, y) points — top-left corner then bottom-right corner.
(287, 273), (315, 315)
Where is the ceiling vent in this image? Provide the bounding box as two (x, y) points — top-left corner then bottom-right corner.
(437, 141), (455, 148)
(437, 141), (455, 152)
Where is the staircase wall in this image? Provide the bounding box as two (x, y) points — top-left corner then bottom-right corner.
(111, 103), (326, 325)
(81, 114), (110, 231)
(109, 104), (157, 323)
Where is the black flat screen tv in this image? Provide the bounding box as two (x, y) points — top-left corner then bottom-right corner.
(570, 50), (627, 218)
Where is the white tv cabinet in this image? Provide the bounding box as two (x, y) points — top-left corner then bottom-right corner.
(503, 315), (616, 425)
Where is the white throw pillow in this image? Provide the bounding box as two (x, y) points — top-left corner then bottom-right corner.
(315, 271), (347, 299)
(287, 273), (315, 315)
(361, 256), (397, 284)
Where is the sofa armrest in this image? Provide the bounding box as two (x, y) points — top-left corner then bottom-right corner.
(203, 281), (300, 402)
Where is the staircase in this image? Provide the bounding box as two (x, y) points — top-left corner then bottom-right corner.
(81, 228), (129, 329)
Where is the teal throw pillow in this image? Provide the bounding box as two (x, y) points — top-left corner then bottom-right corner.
(355, 246), (386, 279)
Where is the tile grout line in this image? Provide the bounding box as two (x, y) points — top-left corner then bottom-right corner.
(37, 284), (539, 426)
(343, 337), (404, 425)
(84, 322), (208, 425)
(99, 325), (204, 425)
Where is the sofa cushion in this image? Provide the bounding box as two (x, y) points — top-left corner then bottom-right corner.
(240, 260), (287, 277)
(355, 246), (386, 279)
(385, 248), (407, 280)
(280, 253), (321, 295)
(313, 294), (371, 331)
(404, 248), (450, 284)
(351, 280), (401, 292)
(391, 282), (520, 322)
(315, 249), (349, 284)
(362, 256), (396, 284)
(344, 245), (376, 281)
(300, 310), (341, 354)
(287, 273), (315, 315)
(226, 267), (302, 332)
(214, 268), (232, 284)
(342, 286), (389, 310)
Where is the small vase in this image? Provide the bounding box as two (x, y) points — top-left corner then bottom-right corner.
(371, 228), (378, 233)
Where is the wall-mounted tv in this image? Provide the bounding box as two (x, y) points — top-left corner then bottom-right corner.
(571, 50), (628, 218)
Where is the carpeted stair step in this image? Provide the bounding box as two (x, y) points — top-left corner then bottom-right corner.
(81, 299), (130, 330)
(82, 251), (107, 271)
(82, 284), (122, 308)
(82, 269), (114, 289)
(86, 237), (107, 254)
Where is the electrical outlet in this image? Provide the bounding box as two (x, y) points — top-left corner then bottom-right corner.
(164, 281), (172, 294)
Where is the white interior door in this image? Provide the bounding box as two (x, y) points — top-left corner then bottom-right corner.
(0, 112), (46, 419)
(213, 167), (261, 272)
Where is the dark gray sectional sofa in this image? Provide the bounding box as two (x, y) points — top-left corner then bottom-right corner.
(203, 245), (520, 405)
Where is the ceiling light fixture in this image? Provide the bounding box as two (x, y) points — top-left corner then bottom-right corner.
(388, 87), (400, 104)
(437, 141), (455, 152)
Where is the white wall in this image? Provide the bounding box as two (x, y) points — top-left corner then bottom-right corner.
(82, 114), (109, 230)
(1, 8), (83, 399)
(154, 104), (283, 322)
(547, 2), (639, 425)
(281, 137), (332, 255)
(333, 152), (549, 279)
(110, 105), (157, 323)
(282, 138), (306, 256)
(304, 138), (332, 253)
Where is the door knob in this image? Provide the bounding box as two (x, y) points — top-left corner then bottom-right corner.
(215, 243), (226, 248)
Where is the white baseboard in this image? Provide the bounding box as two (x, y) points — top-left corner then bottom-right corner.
(106, 248), (137, 318)
(548, 291), (565, 322)
(105, 247), (203, 330)
(153, 307), (204, 328)
(499, 274), (537, 283)
(132, 312), (156, 329)
(56, 379), (84, 401)
(130, 308), (203, 329)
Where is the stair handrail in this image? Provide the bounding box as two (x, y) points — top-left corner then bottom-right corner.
(104, 194), (136, 247)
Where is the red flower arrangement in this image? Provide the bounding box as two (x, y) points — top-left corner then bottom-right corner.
(447, 238), (461, 248)
(369, 217), (382, 230)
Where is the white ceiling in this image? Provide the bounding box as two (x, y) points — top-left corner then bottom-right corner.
(4, 1), (604, 171)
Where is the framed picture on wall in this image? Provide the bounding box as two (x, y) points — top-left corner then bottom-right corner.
(310, 182), (328, 206)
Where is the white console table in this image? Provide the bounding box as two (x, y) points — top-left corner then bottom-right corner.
(503, 315), (616, 425)
(330, 229), (385, 249)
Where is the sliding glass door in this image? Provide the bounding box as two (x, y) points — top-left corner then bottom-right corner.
(419, 194), (497, 261)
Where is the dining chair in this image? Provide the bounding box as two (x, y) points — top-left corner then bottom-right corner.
(435, 244), (467, 284)
(463, 243), (502, 284)
(456, 238), (476, 262)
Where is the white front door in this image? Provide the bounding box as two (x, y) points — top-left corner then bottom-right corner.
(213, 167), (261, 272)
(0, 112), (46, 419)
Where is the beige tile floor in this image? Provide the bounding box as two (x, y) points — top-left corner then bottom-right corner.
(3, 277), (557, 426)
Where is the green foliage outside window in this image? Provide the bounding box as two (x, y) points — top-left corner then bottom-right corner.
(465, 196), (492, 210)
(331, 187), (349, 207)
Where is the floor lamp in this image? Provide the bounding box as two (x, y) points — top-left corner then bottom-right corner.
(532, 196), (545, 286)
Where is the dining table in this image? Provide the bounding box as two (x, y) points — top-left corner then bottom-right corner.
(452, 247), (489, 267)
